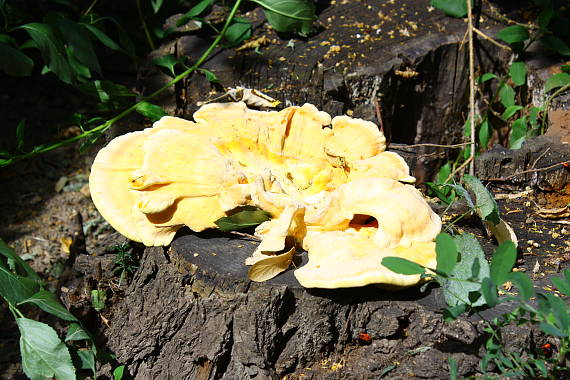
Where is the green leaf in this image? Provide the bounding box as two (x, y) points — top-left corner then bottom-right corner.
(481, 277), (498, 307)
(224, 17), (252, 47)
(254, 0), (315, 34)
(198, 68), (220, 83)
(441, 233), (490, 307)
(76, 349), (96, 372)
(538, 6), (554, 29)
(496, 25), (529, 44)
(177, 0), (213, 26)
(431, 0), (467, 18)
(81, 23), (121, 51)
(436, 162), (451, 184)
(114, 365), (126, 380)
(15, 119), (25, 152)
(544, 72), (570, 92)
(544, 293), (570, 331)
(0, 42), (34, 76)
(215, 207), (271, 231)
(509, 61), (527, 86)
(153, 53), (181, 76)
(551, 269), (570, 296)
(0, 266), (40, 305)
(541, 35), (570, 56)
(19, 289), (78, 322)
(489, 241), (516, 286)
(478, 119), (491, 149)
(509, 117), (528, 149)
(55, 18), (101, 75)
(443, 303), (468, 322)
(462, 174), (500, 225)
(19, 23), (74, 84)
(539, 322), (568, 337)
(502, 105), (523, 120)
(17, 318), (76, 380)
(150, 0), (164, 13)
(499, 84), (516, 108)
(381, 257), (425, 275)
(0, 238), (41, 281)
(77, 79), (136, 103)
(65, 323), (90, 342)
(135, 101), (167, 122)
(477, 73), (497, 83)
(435, 233), (458, 275)
(91, 289), (106, 312)
(508, 272), (535, 300)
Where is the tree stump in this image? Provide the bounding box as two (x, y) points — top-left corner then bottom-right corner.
(99, 2), (569, 379)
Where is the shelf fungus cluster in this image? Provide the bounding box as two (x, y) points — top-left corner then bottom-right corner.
(89, 102), (442, 288)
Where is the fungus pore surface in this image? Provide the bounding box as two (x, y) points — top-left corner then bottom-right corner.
(89, 102), (442, 288)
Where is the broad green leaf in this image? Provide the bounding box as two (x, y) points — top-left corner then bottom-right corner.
(477, 73), (497, 83)
(76, 348), (96, 372)
(539, 322), (568, 337)
(480, 277), (498, 307)
(431, 0), (467, 18)
(114, 365), (126, 380)
(81, 23), (121, 51)
(198, 68), (220, 83)
(538, 6), (554, 29)
(77, 79), (137, 103)
(254, 0), (315, 35)
(447, 183), (474, 209)
(381, 257), (425, 275)
(441, 233), (490, 307)
(0, 266), (40, 305)
(0, 238), (41, 281)
(66, 47), (91, 79)
(489, 241), (516, 285)
(19, 23), (74, 84)
(508, 272), (534, 300)
(509, 62), (527, 86)
(19, 289), (78, 321)
(436, 162), (451, 184)
(478, 119), (491, 149)
(502, 105), (523, 120)
(462, 174), (500, 225)
(91, 289), (106, 311)
(496, 25), (529, 44)
(551, 269), (570, 296)
(215, 207), (271, 231)
(224, 18), (252, 47)
(55, 18), (101, 75)
(544, 72), (570, 92)
(153, 54), (181, 76)
(448, 357), (459, 380)
(541, 35), (570, 57)
(435, 233), (458, 275)
(15, 119), (25, 152)
(0, 42), (34, 76)
(66, 323), (90, 341)
(499, 84), (516, 108)
(248, 247), (294, 282)
(17, 318), (76, 380)
(544, 293), (570, 331)
(135, 101), (167, 122)
(177, 0), (213, 26)
(509, 117), (528, 149)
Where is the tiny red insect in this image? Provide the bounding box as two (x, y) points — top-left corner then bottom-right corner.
(358, 332), (372, 343)
(540, 343), (553, 357)
(562, 162), (569, 168)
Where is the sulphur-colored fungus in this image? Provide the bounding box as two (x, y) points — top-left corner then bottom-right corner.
(89, 102), (441, 288)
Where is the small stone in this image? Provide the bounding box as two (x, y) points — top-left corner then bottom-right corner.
(533, 242), (541, 248)
(552, 232), (560, 239)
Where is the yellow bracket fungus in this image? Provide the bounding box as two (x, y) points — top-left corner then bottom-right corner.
(89, 102), (441, 288)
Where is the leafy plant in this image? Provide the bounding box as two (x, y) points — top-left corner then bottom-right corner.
(0, 238), (99, 379)
(111, 243), (139, 287)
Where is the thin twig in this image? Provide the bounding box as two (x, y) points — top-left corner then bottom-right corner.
(472, 27), (511, 52)
(530, 147), (550, 169)
(467, 0), (476, 176)
(228, 231), (262, 241)
(482, 0), (537, 30)
(445, 156), (473, 184)
(372, 97), (385, 134)
(485, 160), (570, 182)
(390, 142), (473, 149)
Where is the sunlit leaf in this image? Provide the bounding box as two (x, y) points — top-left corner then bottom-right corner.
(435, 233), (458, 275)
(431, 0), (468, 18)
(509, 61), (526, 86)
(499, 84), (516, 108)
(254, 0), (315, 34)
(198, 68), (219, 83)
(381, 257), (425, 275)
(509, 117), (528, 149)
(135, 101), (167, 122)
(477, 73), (497, 83)
(489, 241), (516, 285)
(478, 119), (491, 149)
(19, 289), (78, 322)
(544, 72), (570, 92)
(224, 17), (252, 47)
(17, 318), (76, 380)
(65, 323), (90, 342)
(496, 25), (529, 44)
(462, 174), (500, 225)
(0, 266), (40, 305)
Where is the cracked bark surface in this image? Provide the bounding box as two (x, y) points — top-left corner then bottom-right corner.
(104, 232), (511, 379)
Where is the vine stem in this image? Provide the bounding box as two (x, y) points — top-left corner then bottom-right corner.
(1, 0), (244, 168)
(467, 0), (476, 176)
(136, 0), (155, 50)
